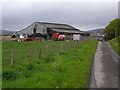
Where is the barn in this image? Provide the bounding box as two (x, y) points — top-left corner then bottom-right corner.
(16, 22), (89, 40)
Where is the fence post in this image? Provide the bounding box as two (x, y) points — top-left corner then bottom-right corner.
(11, 48), (14, 67)
(29, 48), (32, 62)
(77, 40), (79, 47)
(53, 41), (55, 52)
(61, 43), (63, 52)
(70, 40), (72, 49)
(46, 45), (48, 56)
(53, 41), (55, 55)
(39, 47), (41, 59)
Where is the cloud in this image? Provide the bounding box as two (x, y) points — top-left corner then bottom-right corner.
(0, 3), (2, 29)
(2, 2), (118, 31)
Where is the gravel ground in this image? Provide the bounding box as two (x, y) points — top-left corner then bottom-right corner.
(89, 41), (118, 89)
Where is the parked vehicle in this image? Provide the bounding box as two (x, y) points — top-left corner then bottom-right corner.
(97, 35), (104, 41)
(25, 33), (43, 41)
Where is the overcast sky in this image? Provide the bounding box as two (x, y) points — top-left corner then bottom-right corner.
(1, 1), (118, 31)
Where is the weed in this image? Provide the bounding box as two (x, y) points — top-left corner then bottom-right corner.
(2, 39), (98, 88)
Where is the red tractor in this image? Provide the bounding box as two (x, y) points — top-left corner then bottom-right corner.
(52, 33), (65, 41)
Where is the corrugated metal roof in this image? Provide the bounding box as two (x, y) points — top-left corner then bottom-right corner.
(52, 28), (84, 34)
(18, 22), (90, 35)
(37, 22), (75, 29)
(19, 22), (78, 32)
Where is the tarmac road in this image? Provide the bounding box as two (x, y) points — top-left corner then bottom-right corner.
(89, 41), (118, 88)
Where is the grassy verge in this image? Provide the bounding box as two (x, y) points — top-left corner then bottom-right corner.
(0, 42), (2, 89)
(2, 39), (98, 88)
(109, 37), (120, 55)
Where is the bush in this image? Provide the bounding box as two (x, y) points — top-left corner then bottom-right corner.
(2, 70), (19, 80)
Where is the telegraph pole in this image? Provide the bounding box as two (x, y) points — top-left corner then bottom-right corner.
(115, 20), (117, 38)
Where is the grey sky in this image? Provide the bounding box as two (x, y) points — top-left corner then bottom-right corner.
(2, 2), (118, 31)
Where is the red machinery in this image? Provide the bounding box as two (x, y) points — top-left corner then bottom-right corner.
(52, 33), (65, 41)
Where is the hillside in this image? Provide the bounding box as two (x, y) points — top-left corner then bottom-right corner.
(88, 28), (105, 35)
(0, 29), (16, 35)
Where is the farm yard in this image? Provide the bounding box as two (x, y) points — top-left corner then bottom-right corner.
(1, 1), (119, 88)
(2, 38), (98, 88)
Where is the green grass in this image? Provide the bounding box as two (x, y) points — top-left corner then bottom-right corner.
(0, 42), (2, 89)
(2, 39), (98, 88)
(109, 37), (120, 55)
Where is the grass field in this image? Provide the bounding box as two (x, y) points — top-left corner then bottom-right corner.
(109, 37), (120, 55)
(2, 39), (98, 88)
(0, 42), (2, 89)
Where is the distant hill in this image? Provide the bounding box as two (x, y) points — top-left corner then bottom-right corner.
(88, 28), (105, 35)
(0, 29), (17, 35)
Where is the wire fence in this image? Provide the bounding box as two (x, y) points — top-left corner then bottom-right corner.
(3, 37), (93, 68)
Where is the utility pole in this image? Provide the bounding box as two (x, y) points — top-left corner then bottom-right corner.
(115, 20), (117, 38)
(115, 21), (116, 38)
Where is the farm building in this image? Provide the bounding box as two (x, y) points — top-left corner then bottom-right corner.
(16, 22), (89, 40)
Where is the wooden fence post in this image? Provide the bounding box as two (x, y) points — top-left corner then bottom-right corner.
(29, 48), (32, 62)
(77, 40), (79, 47)
(11, 48), (14, 67)
(53, 41), (55, 52)
(46, 45), (48, 56)
(61, 43), (63, 52)
(70, 41), (72, 49)
(53, 41), (55, 55)
(39, 47), (41, 59)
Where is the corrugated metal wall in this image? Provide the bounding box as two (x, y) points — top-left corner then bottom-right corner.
(18, 23), (47, 35)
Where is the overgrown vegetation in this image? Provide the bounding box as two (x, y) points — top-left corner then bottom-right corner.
(104, 19), (120, 40)
(104, 18), (120, 55)
(109, 36), (120, 55)
(2, 39), (98, 88)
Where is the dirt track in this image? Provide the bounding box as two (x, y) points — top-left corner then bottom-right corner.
(89, 41), (118, 88)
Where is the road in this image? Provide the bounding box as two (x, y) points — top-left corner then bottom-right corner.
(89, 41), (118, 88)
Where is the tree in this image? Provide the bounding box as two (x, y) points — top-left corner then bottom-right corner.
(104, 19), (120, 40)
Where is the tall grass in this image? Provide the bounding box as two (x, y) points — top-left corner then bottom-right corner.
(2, 39), (98, 88)
(0, 42), (2, 89)
(109, 37), (120, 55)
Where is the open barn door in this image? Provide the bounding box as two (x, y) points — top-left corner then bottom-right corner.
(33, 24), (37, 34)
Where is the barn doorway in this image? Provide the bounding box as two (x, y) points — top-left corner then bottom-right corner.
(33, 24), (37, 34)
(47, 28), (52, 39)
(33, 28), (36, 34)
